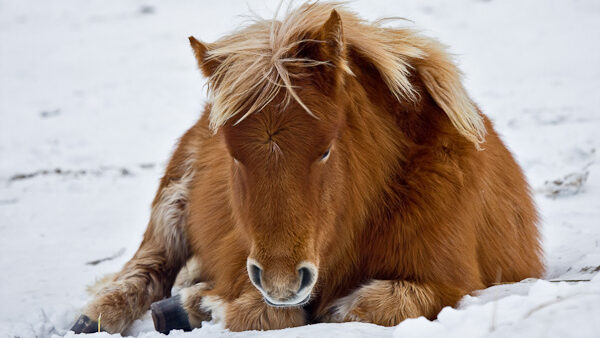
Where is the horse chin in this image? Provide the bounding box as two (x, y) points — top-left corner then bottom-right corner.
(263, 294), (311, 308)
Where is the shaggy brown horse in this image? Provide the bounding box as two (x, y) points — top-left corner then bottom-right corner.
(73, 2), (543, 334)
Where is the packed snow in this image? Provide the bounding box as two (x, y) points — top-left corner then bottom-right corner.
(1, 0), (599, 337)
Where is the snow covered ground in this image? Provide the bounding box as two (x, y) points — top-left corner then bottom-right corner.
(1, 0), (599, 337)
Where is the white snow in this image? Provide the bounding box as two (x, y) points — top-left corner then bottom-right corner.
(1, 0), (599, 337)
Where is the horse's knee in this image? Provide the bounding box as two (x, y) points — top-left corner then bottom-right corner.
(80, 279), (149, 333)
(74, 248), (183, 333)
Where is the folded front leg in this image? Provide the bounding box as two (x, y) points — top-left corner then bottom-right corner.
(327, 280), (464, 326)
(74, 137), (196, 334)
(167, 283), (306, 332)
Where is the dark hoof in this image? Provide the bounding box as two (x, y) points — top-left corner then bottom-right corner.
(71, 314), (100, 334)
(151, 294), (192, 334)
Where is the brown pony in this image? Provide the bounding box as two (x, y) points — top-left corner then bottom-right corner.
(73, 2), (543, 334)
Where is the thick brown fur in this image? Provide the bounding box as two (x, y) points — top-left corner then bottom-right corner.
(81, 2), (543, 333)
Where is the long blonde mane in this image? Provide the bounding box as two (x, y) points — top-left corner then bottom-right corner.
(202, 2), (486, 147)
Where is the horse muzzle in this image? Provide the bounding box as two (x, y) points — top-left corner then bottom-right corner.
(246, 258), (318, 307)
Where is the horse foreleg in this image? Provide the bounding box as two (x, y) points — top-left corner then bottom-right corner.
(154, 283), (306, 332)
(75, 161), (194, 333)
(324, 280), (464, 326)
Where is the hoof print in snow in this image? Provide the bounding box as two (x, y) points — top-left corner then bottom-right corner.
(542, 170), (589, 198)
(39, 109), (60, 118)
(139, 5), (155, 15)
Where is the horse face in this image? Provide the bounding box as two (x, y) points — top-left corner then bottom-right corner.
(222, 94), (343, 307)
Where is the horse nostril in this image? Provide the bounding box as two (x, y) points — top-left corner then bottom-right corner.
(248, 263), (263, 289)
(298, 266), (314, 292)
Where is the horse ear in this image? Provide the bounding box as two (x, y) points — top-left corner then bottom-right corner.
(188, 36), (218, 77)
(319, 10), (344, 60)
(317, 10), (351, 73)
(307, 9), (352, 89)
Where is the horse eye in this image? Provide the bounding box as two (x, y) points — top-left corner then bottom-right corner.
(321, 148), (331, 161)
